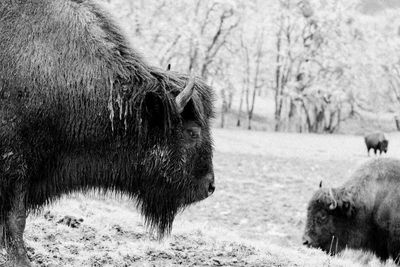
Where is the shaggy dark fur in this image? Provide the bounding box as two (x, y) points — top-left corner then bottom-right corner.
(303, 158), (400, 263)
(0, 0), (215, 265)
(364, 132), (388, 156)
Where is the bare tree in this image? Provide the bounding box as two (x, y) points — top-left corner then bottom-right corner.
(274, 13), (285, 131)
(236, 82), (245, 127)
(220, 88), (228, 128)
(273, 0), (344, 133)
(188, 1), (240, 79)
(383, 63), (400, 130)
(241, 29), (265, 130)
(274, 9), (298, 131)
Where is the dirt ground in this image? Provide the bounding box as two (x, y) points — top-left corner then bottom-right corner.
(2, 129), (400, 266)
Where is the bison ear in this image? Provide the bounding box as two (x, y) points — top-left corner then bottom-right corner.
(336, 200), (355, 218)
(141, 92), (166, 131)
(338, 193), (355, 218)
(329, 189), (355, 218)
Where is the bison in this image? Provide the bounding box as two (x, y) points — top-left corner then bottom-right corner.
(303, 158), (400, 263)
(364, 132), (388, 156)
(0, 0), (215, 266)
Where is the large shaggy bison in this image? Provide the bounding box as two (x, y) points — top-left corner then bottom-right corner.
(364, 132), (388, 156)
(303, 158), (400, 263)
(0, 0), (215, 265)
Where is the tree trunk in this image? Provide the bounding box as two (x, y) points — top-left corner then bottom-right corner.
(275, 96), (284, 131)
(335, 108), (341, 133)
(301, 100), (312, 132)
(237, 85), (245, 127)
(248, 113), (252, 130)
(228, 91), (233, 111)
(220, 110), (225, 128)
(220, 89), (227, 128)
(315, 108), (325, 133)
(395, 115), (400, 131)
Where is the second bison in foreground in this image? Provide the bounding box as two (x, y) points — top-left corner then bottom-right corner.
(303, 158), (400, 262)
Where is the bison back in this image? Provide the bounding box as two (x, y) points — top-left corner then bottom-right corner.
(364, 132), (386, 147)
(0, 0), (149, 97)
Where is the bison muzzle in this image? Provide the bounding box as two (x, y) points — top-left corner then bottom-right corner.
(0, 0), (215, 265)
(303, 158), (400, 263)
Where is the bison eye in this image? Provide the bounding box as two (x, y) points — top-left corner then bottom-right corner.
(317, 214), (328, 224)
(183, 121), (201, 142)
(187, 129), (199, 139)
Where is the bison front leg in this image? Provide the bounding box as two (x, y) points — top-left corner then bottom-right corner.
(4, 184), (31, 267)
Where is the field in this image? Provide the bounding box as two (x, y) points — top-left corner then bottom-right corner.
(3, 129), (400, 266)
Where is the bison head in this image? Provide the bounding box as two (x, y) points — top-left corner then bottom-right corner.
(132, 73), (215, 236)
(381, 140), (389, 153)
(173, 75), (215, 203)
(302, 182), (356, 255)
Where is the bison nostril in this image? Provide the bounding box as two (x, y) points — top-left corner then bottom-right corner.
(302, 235), (311, 246)
(208, 182), (215, 195)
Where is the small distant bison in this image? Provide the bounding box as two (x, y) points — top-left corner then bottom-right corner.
(303, 158), (400, 263)
(364, 132), (388, 156)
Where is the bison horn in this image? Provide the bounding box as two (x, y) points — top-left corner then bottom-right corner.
(328, 188), (337, 210)
(175, 74), (195, 114)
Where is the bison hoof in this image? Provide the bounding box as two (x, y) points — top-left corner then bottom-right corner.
(57, 216), (83, 228)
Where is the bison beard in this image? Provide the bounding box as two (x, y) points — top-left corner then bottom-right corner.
(0, 0), (215, 265)
(303, 158), (400, 263)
